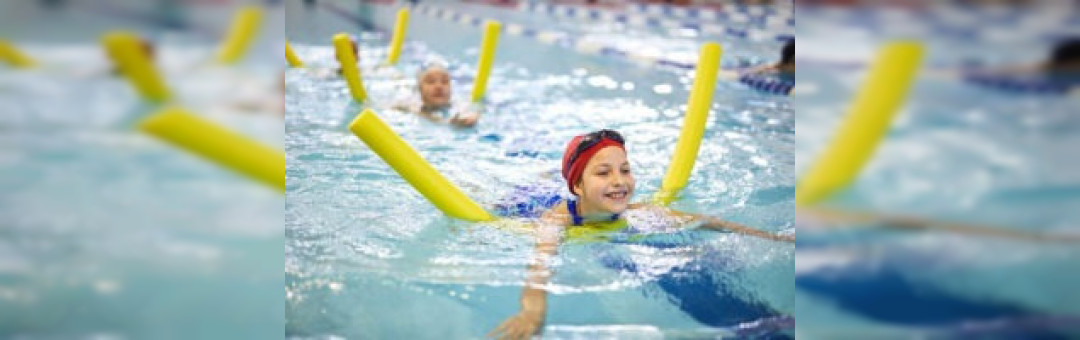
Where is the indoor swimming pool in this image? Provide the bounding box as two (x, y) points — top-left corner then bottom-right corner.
(285, 0), (793, 338)
(796, 2), (1080, 338)
(1, 0), (285, 337)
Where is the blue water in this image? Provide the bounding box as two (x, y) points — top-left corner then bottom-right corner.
(285, 0), (793, 338)
(796, 3), (1080, 338)
(1, 0), (285, 338)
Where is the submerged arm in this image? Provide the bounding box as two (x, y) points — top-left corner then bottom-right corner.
(644, 204), (793, 243)
(799, 207), (1080, 243)
(489, 221), (560, 339)
(701, 216), (794, 243)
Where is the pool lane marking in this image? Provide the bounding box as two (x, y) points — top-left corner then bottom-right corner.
(519, 2), (793, 39)
(413, 3), (704, 71)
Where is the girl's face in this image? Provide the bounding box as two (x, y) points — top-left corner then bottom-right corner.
(573, 146), (635, 215)
(419, 68), (451, 107)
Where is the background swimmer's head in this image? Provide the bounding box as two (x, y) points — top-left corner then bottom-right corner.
(562, 130), (634, 214)
(139, 38), (156, 60)
(780, 39), (794, 67)
(417, 62), (451, 107)
(335, 37), (360, 76)
(110, 37), (155, 75)
(1048, 38), (1080, 72)
(337, 37), (359, 65)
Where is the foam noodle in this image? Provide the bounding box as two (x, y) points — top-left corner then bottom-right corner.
(348, 109), (493, 221)
(654, 42), (722, 206)
(386, 8), (409, 65)
(285, 40), (303, 67)
(795, 41), (924, 206)
(333, 33), (367, 103)
(471, 21), (501, 102)
(102, 31), (171, 103)
(216, 6), (263, 64)
(138, 107), (285, 192)
(0, 40), (36, 68)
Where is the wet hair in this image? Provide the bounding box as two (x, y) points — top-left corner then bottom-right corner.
(139, 39), (156, 59)
(416, 59), (449, 80)
(781, 39), (793, 66)
(1048, 38), (1080, 69)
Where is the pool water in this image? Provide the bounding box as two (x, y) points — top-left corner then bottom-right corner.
(1, 0), (285, 338)
(285, 1), (794, 338)
(796, 3), (1080, 338)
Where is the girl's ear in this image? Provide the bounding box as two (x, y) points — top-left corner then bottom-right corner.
(572, 179), (583, 196)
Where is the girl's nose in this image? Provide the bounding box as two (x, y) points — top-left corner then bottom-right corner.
(611, 173), (627, 187)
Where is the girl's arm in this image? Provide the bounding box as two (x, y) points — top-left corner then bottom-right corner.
(700, 216), (794, 243)
(450, 103), (482, 127)
(799, 207), (1080, 243)
(638, 204), (793, 243)
(489, 216), (562, 340)
(390, 99), (416, 112)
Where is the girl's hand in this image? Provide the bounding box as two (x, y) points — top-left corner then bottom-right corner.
(488, 310), (543, 340)
(450, 113), (479, 127)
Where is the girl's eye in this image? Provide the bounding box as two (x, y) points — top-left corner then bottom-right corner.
(597, 171), (609, 176)
(621, 169), (631, 174)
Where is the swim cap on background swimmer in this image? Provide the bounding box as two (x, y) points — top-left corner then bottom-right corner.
(416, 58), (449, 79)
(1049, 38), (1080, 69)
(782, 39), (794, 65)
(561, 129), (626, 196)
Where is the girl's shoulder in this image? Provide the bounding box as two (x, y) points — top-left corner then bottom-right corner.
(627, 202), (665, 212)
(539, 200), (571, 227)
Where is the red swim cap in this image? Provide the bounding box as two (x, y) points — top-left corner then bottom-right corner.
(561, 134), (624, 196)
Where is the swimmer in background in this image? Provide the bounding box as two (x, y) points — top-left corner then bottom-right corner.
(227, 70), (285, 116)
(488, 129), (791, 340)
(951, 38), (1080, 75)
(392, 62), (481, 127)
(99, 36), (208, 77)
(310, 36), (361, 79)
(721, 39), (794, 80)
(929, 37), (1080, 93)
(111, 37), (156, 76)
(75, 36), (158, 78)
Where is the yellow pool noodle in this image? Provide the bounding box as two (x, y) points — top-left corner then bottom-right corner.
(386, 8), (409, 65)
(333, 33), (368, 103)
(654, 42), (722, 206)
(285, 40), (304, 67)
(348, 109), (493, 222)
(795, 41), (924, 206)
(138, 107), (285, 192)
(471, 21), (501, 103)
(102, 31), (171, 103)
(216, 5), (263, 64)
(0, 40), (36, 68)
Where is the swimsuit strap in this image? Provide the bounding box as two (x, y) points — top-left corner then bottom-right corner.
(567, 199), (620, 226)
(567, 199), (583, 226)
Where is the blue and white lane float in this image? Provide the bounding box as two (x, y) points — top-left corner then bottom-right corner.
(963, 72), (1080, 95)
(802, 5), (1074, 44)
(519, 2), (792, 41)
(413, 4), (721, 71)
(738, 72), (794, 95)
(625, 2), (792, 25)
